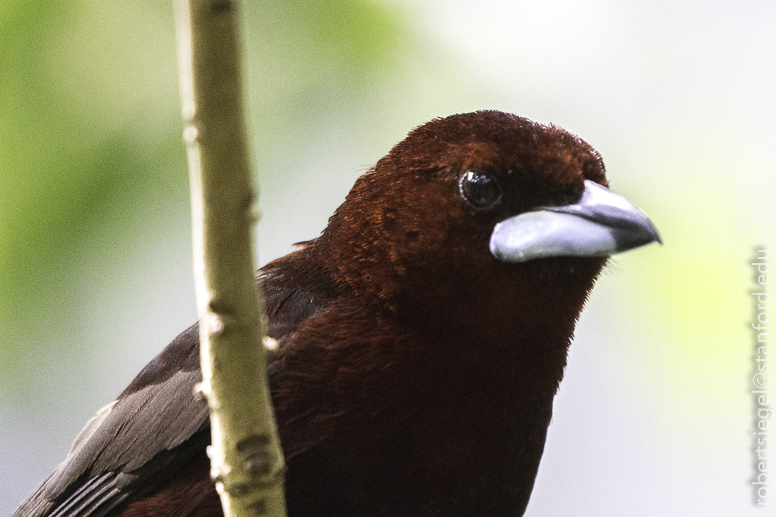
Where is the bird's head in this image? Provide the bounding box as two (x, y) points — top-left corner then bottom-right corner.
(318, 111), (659, 352)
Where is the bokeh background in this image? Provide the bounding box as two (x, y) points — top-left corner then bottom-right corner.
(2, 0), (774, 515)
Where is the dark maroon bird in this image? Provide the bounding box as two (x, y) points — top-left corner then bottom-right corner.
(15, 111), (660, 517)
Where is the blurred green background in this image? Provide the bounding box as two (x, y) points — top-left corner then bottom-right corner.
(1, 0), (774, 514)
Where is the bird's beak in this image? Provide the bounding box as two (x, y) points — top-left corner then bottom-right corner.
(490, 180), (661, 263)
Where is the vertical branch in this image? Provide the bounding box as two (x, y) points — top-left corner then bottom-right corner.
(173, 1), (287, 516)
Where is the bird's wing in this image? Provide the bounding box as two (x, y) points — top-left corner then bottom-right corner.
(14, 249), (335, 517)
(15, 324), (210, 517)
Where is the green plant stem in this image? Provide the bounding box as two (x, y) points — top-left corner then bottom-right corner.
(174, 1), (287, 515)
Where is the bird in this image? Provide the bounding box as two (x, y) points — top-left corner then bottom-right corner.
(15, 110), (660, 517)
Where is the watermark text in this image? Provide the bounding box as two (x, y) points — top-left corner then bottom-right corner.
(752, 249), (770, 506)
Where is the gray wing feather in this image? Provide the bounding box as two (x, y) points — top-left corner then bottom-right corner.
(15, 370), (208, 517)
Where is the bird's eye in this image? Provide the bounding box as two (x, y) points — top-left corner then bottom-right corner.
(459, 170), (502, 210)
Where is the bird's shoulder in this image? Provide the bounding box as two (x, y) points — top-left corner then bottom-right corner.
(14, 243), (337, 517)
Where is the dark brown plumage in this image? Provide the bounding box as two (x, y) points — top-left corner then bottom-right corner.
(15, 110), (659, 517)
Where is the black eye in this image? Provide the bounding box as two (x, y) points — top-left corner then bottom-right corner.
(459, 170), (502, 210)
